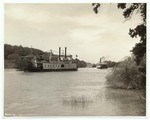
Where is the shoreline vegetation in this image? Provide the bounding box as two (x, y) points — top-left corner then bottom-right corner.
(4, 44), (87, 69)
(106, 56), (146, 101)
(92, 3), (146, 101)
(4, 44), (117, 69)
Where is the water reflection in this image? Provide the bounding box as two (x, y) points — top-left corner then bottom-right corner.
(62, 96), (93, 109)
(104, 88), (146, 116)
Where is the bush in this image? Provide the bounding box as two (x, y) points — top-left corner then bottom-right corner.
(138, 54), (146, 89)
(7, 54), (19, 60)
(106, 57), (142, 89)
(138, 54), (146, 99)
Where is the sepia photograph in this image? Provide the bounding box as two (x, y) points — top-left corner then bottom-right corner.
(3, 2), (146, 117)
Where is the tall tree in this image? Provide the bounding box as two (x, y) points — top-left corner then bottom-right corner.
(93, 3), (146, 92)
(92, 3), (146, 65)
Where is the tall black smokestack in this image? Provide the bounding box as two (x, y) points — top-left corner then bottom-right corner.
(59, 47), (61, 60)
(65, 47), (67, 59)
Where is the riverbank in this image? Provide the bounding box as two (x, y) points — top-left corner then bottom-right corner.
(105, 57), (146, 102)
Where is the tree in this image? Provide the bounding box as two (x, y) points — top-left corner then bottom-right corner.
(92, 3), (146, 65)
(7, 54), (19, 60)
(106, 57), (144, 89)
(76, 59), (87, 68)
(103, 60), (118, 67)
(92, 3), (146, 94)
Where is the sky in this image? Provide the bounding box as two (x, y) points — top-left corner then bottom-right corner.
(4, 3), (142, 63)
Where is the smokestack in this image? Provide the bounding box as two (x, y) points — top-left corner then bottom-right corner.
(59, 47), (61, 60)
(65, 47), (67, 59)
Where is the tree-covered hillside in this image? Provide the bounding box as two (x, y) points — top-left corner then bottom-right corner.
(4, 44), (45, 59)
(4, 44), (87, 68)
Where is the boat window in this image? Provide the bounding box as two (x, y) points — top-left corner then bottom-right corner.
(61, 64), (64, 67)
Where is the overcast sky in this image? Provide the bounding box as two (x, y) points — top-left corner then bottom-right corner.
(5, 3), (142, 63)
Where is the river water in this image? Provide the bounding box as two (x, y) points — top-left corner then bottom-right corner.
(4, 68), (146, 116)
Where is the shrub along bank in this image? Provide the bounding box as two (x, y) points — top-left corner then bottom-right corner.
(106, 55), (146, 99)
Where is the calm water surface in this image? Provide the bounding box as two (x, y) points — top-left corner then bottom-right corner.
(4, 68), (146, 116)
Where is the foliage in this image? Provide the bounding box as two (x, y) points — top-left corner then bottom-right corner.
(4, 44), (45, 68)
(138, 54), (146, 89)
(106, 57), (142, 89)
(4, 44), (44, 59)
(138, 54), (146, 99)
(103, 60), (118, 68)
(7, 54), (19, 60)
(4, 59), (16, 68)
(118, 3), (146, 65)
(16, 56), (35, 70)
(4, 44), (87, 68)
(92, 3), (146, 95)
(76, 59), (87, 68)
(92, 3), (146, 65)
(92, 3), (101, 14)
(106, 56), (146, 100)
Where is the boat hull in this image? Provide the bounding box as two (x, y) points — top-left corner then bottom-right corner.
(18, 68), (78, 72)
(97, 64), (108, 69)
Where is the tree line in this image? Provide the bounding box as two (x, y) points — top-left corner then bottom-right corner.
(4, 44), (87, 68)
(92, 3), (146, 100)
(4, 44), (45, 59)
